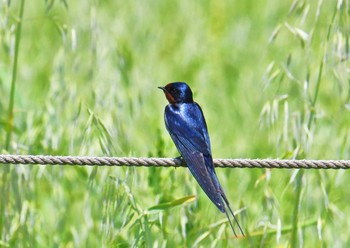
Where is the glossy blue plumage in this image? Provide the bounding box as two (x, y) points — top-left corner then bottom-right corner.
(164, 102), (225, 211)
(159, 82), (244, 237)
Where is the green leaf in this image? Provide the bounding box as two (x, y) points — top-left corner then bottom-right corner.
(147, 195), (196, 213)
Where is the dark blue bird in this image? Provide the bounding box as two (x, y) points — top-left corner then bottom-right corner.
(159, 82), (244, 237)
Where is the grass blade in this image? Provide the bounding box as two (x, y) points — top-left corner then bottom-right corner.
(5, 0), (25, 151)
(147, 195), (196, 212)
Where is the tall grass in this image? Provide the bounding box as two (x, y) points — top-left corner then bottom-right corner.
(0, 0), (349, 247)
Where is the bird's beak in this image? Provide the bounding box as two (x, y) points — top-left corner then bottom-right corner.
(158, 86), (166, 92)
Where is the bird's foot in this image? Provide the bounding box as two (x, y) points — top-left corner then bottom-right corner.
(174, 156), (183, 160)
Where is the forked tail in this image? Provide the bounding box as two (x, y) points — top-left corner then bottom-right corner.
(220, 192), (245, 238)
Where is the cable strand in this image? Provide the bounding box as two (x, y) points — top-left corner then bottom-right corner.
(0, 154), (349, 169)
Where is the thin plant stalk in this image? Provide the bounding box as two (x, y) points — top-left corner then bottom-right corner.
(5, 0), (25, 150)
(0, 0), (25, 239)
(291, 58), (324, 247)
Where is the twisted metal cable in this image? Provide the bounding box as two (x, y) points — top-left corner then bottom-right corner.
(0, 154), (349, 169)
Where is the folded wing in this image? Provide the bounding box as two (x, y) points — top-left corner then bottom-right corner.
(165, 103), (225, 212)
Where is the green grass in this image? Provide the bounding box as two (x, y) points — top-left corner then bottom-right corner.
(0, 0), (349, 247)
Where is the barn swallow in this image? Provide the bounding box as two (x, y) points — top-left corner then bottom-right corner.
(158, 82), (244, 237)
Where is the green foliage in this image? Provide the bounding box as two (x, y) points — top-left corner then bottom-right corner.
(0, 0), (349, 247)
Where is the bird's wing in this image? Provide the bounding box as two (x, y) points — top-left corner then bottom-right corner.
(164, 103), (245, 237)
(165, 103), (225, 212)
(165, 103), (211, 155)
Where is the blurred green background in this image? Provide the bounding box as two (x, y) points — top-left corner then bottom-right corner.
(0, 0), (349, 247)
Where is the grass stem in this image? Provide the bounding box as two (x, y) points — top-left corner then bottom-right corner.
(5, 0), (25, 151)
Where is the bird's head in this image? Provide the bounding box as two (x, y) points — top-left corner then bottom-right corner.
(158, 82), (193, 104)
